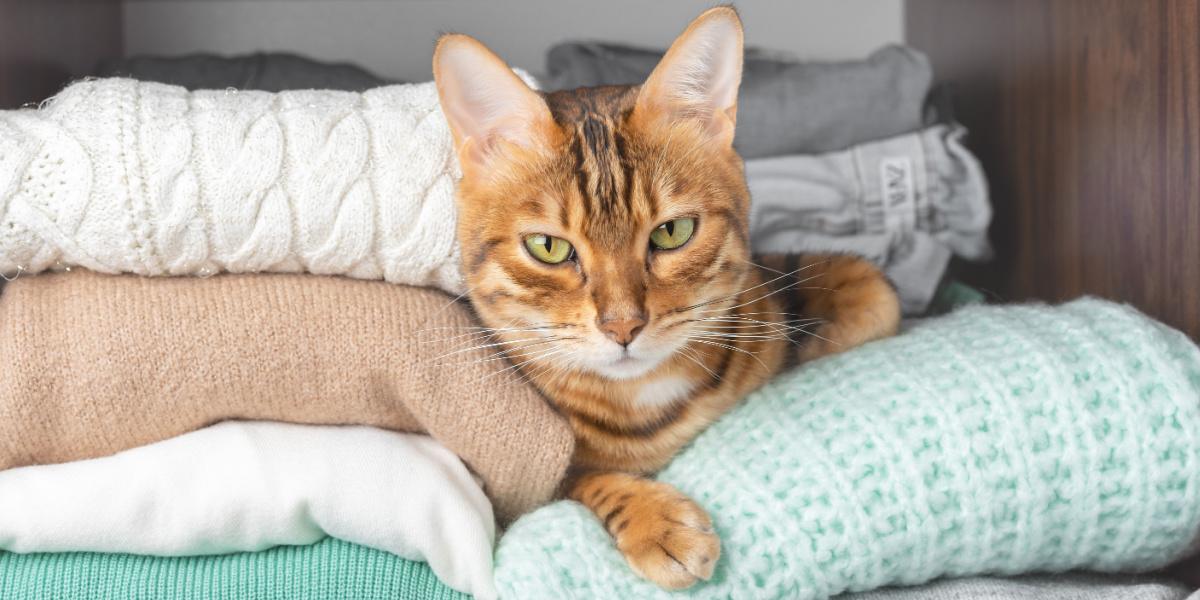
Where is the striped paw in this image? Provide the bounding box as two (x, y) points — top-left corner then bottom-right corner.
(571, 472), (720, 590)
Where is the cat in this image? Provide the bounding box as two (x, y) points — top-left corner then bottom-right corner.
(433, 6), (900, 590)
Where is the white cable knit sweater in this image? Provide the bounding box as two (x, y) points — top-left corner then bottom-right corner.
(0, 76), (545, 291)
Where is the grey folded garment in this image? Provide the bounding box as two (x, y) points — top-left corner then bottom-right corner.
(745, 123), (991, 315)
(95, 52), (396, 92)
(546, 42), (931, 159)
(834, 572), (1193, 600)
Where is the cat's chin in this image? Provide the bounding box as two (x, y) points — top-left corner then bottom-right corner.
(587, 354), (664, 381)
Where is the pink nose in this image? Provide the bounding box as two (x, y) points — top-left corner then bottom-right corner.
(597, 316), (646, 347)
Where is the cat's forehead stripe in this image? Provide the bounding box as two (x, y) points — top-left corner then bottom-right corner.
(544, 85), (648, 246)
(578, 115), (627, 219)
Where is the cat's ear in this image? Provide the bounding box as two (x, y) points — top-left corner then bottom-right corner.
(635, 6), (743, 145)
(433, 34), (555, 171)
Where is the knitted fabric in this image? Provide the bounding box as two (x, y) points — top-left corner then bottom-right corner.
(0, 538), (467, 600)
(0, 74), (526, 292)
(0, 270), (574, 524)
(495, 298), (1200, 599)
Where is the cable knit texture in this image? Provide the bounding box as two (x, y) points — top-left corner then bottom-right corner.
(0, 270), (573, 524)
(495, 298), (1200, 599)
(0, 75), (528, 291)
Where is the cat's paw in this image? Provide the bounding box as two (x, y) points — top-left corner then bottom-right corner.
(571, 472), (720, 590)
(611, 484), (720, 589)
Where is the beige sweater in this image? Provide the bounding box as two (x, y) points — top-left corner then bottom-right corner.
(0, 271), (574, 523)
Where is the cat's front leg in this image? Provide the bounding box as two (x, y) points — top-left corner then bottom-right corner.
(568, 471), (719, 590)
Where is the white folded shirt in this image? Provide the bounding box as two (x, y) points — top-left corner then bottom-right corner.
(0, 421), (498, 600)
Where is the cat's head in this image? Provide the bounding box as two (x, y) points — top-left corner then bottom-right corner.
(434, 7), (750, 381)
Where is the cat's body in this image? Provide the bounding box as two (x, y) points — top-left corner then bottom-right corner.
(435, 7), (900, 589)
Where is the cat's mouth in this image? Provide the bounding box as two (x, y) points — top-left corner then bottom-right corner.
(586, 339), (677, 381)
(594, 354), (656, 380)
(612, 352), (639, 366)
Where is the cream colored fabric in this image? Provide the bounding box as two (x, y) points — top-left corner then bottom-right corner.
(0, 270), (573, 523)
(0, 422), (500, 599)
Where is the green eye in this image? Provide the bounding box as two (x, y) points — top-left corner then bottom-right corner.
(524, 234), (573, 264)
(649, 218), (695, 250)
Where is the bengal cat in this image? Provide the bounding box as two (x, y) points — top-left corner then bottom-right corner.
(433, 7), (900, 590)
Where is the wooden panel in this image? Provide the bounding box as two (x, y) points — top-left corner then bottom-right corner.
(0, 0), (123, 108)
(908, 0), (1200, 339)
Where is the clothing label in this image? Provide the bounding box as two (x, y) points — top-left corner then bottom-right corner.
(879, 156), (916, 236)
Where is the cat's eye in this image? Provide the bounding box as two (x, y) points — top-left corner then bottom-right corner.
(524, 234), (574, 264)
(649, 218), (695, 250)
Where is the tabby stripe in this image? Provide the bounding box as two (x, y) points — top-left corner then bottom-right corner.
(613, 129), (636, 215)
(603, 503), (627, 530)
(785, 254), (801, 280)
(594, 490), (616, 509)
(700, 339), (736, 390)
(715, 208), (748, 245)
(566, 398), (690, 439)
(467, 238), (504, 274)
(581, 117), (618, 214)
(784, 254), (806, 316)
(569, 138), (593, 215)
(586, 486), (604, 504)
(479, 290), (513, 305)
(613, 517), (631, 533)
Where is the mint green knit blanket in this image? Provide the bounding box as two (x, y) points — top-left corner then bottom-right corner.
(495, 298), (1200, 599)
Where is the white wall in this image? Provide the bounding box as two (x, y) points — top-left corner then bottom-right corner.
(123, 0), (904, 82)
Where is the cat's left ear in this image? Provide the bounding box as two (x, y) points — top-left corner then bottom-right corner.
(433, 34), (555, 173)
(635, 6), (744, 146)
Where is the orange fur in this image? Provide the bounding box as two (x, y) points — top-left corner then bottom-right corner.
(434, 6), (900, 589)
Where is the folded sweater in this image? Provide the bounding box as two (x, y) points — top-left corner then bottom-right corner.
(496, 298), (1200, 598)
(0, 538), (468, 600)
(744, 124), (992, 314)
(0, 270), (573, 523)
(546, 43), (931, 158)
(0, 74), (525, 290)
(0, 422), (497, 599)
(1, 545), (1187, 600)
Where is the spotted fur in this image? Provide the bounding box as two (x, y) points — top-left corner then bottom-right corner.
(434, 7), (900, 589)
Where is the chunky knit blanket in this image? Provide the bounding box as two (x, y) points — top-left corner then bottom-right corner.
(0, 75), (521, 291)
(495, 298), (1200, 599)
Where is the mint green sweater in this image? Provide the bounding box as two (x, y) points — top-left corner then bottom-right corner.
(0, 538), (467, 600)
(495, 298), (1200, 599)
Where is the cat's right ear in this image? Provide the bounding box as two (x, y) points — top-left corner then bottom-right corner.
(433, 34), (554, 174)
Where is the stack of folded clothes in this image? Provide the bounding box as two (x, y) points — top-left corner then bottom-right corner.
(0, 73), (573, 600)
(546, 42), (993, 315)
(2, 50), (1194, 600)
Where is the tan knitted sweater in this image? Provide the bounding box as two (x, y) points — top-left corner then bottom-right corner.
(0, 271), (574, 523)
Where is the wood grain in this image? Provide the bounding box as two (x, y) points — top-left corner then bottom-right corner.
(908, 0), (1200, 339)
(0, 0), (123, 109)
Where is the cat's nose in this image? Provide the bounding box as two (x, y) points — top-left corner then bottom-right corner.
(597, 315), (646, 347)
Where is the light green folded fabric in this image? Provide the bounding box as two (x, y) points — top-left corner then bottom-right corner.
(0, 538), (468, 600)
(495, 298), (1200, 599)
